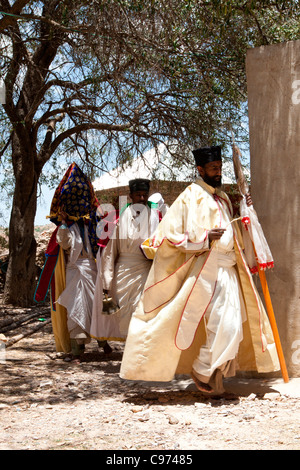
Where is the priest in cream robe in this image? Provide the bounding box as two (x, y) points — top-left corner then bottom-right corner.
(91, 179), (161, 343)
(120, 146), (280, 394)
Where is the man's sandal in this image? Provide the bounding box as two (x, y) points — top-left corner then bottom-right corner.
(191, 371), (214, 394)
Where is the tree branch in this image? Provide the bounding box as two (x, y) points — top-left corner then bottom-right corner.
(0, 0), (31, 32)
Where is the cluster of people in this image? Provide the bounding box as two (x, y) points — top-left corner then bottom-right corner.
(35, 146), (280, 395)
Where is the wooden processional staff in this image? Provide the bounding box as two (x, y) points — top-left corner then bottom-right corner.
(231, 136), (289, 383)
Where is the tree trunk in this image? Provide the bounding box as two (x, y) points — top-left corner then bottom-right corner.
(3, 134), (40, 307)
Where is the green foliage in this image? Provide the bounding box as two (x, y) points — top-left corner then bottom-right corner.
(1, 0), (300, 304)
(0, 235), (8, 249)
(1, 0), (300, 191)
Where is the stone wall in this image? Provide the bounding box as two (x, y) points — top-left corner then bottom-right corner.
(96, 180), (241, 214)
(95, 180), (191, 210)
(246, 40), (300, 377)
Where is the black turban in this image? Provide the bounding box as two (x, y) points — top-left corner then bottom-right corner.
(192, 146), (222, 167)
(129, 178), (150, 193)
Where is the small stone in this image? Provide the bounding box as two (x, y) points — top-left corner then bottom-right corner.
(194, 402), (208, 408)
(138, 412), (150, 422)
(131, 406), (144, 413)
(39, 380), (53, 388)
(156, 406), (166, 412)
(168, 415), (179, 425)
(0, 403), (9, 409)
(247, 393), (257, 400)
(241, 413), (255, 421)
(263, 392), (280, 400)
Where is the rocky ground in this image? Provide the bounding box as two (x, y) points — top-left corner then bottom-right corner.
(0, 299), (299, 452)
(0, 226), (299, 452)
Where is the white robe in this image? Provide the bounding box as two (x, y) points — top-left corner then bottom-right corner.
(120, 180), (280, 382)
(91, 204), (159, 340)
(190, 209), (246, 380)
(56, 224), (97, 340)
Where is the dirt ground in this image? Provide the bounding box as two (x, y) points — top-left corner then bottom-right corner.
(0, 299), (299, 452)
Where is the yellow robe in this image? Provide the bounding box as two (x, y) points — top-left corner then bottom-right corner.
(50, 247), (71, 353)
(120, 179), (280, 381)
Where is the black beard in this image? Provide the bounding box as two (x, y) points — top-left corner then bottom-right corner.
(203, 175), (222, 188)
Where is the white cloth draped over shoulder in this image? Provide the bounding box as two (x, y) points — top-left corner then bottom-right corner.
(120, 179), (280, 382)
(239, 197), (274, 274)
(231, 142), (274, 274)
(56, 224), (98, 340)
(91, 204), (160, 340)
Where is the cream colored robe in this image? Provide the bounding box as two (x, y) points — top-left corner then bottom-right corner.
(120, 179), (280, 381)
(91, 203), (159, 340)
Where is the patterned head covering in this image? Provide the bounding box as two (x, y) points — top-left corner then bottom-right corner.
(48, 162), (99, 257)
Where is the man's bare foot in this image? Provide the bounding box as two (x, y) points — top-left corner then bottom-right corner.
(191, 371), (214, 394)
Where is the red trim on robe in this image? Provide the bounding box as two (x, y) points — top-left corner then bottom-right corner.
(34, 227), (59, 306)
